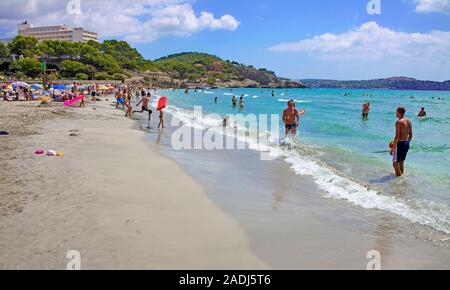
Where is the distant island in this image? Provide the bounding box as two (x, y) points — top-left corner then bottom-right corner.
(300, 77), (450, 91)
(0, 36), (304, 89)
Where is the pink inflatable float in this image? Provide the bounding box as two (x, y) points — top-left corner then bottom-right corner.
(64, 95), (85, 107)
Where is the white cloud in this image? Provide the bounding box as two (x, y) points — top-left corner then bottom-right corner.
(268, 21), (450, 64)
(415, 0), (450, 14)
(0, 0), (240, 42)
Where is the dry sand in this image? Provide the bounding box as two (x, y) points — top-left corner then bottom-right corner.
(0, 100), (267, 270)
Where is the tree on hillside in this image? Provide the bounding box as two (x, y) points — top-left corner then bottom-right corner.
(8, 36), (39, 57)
(100, 40), (144, 69)
(37, 40), (72, 58)
(60, 60), (85, 78)
(0, 43), (9, 58)
(83, 64), (97, 79)
(9, 58), (41, 78)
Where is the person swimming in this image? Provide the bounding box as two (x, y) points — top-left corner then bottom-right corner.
(223, 116), (230, 127)
(417, 107), (427, 118)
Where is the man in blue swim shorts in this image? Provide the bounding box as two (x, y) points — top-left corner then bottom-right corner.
(390, 107), (413, 177)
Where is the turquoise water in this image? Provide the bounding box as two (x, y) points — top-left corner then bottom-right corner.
(156, 88), (450, 234)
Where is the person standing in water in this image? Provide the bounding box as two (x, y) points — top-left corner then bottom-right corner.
(239, 96), (245, 111)
(283, 101), (300, 137)
(362, 102), (371, 119)
(232, 96), (237, 108)
(214, 97), (218, 104)
(391, 107), (413, 177)
(158, 109), (165, 129)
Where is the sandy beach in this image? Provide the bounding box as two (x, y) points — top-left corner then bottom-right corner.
(1, 97), (449, 270)
(0, 100), (266, 270)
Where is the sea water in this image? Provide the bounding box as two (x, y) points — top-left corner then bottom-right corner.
(155, 88), (450, 235)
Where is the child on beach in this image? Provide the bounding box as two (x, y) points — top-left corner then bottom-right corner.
(158, 109), (165, 129)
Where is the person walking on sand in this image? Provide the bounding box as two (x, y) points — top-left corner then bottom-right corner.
(115, 90), (125, 110)
(390, 107), (413, 177)
(124, 98), (133, 118)
(133, 93), (153, 121)
(79, 94), (86, 108)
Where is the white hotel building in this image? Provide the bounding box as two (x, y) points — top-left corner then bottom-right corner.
(17, 21), (99, 43)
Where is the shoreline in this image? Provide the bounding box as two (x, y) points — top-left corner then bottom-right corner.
(140, 111), (450, 270)
(0, 100), (266, 269)
(1, 97), (449, 269)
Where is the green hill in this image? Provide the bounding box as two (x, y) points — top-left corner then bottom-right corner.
(152, 52), (304, 88)
(0, 36), (304, 88)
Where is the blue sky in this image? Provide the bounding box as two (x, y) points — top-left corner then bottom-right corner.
(1, 0), (450, 80)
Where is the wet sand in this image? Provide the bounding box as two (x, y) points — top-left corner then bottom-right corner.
(139, 110), (450, 270)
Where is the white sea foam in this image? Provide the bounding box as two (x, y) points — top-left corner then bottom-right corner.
(278, 98), (312, 103)
(161, 103), (450, 235)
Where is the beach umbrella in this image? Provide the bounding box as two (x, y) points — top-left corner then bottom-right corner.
(31, 84), (43, 90)
(11, 81), (30, 88)
(5, 85), (13, 91)
(53, 84), (67, 90)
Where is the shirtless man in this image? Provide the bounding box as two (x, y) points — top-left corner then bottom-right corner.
(283, 101), (303, 137)
(390, 107), (413, 177)
(133, 93), (152, 121)
(417, 107), (427, 118)
(115, 90), (125, 110)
